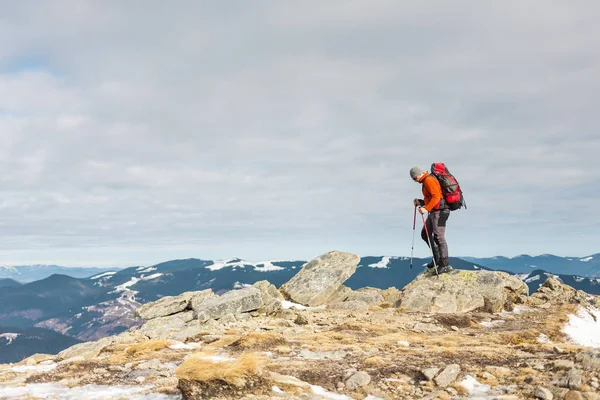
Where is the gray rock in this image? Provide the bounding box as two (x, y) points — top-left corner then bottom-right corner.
(200, 335), (222, 344)
(57, 334), (139, 360)
(294, 314), (309, 325)
(413, 323), (444, 333)
(534, 386), (553, 400)
(564, 391), (585, 400)
(328, 300), (370, 310)
(299, 349), (346, 361)
(172, 320), (208, 342)
(553, 360), (575, 371)
(280, 250), (360, 306)
(345, 288), (385, 305)
(138, 311), (194, 339)
(434, 364), (461, 387)
(558, 368), (583, 390)
(576, 350), (600, 370)
(135, 290), (213, 320)
(136, 359), (165, 370)
(189, 290), (217, 310)
(422, 367), (440, 381)
(346, 372), (371, 391)
(553, 346), (565, 354)
(253, 280), (284, 315)
(399, 270), (528, 313)
(194, 287), (263, 322)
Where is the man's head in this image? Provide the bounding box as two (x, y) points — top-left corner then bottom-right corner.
(409, 166), (425, 182)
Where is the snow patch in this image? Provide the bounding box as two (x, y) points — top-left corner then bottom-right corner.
(0, 384), (178, 399)
(11, 362), (58, 373)
(233, 282), (252, 289)
(581, 256), (594, 262)
(199, 355), (236, 363)
(0, 333), (19, 345)
(574, 276), (585, 283)
(459, 375), (491, 397)
(142, 273), (163, 280)
(281, 301), (326, 311)
(138, 267), (157, 273)
(169, 342), (201, 350)
(90, 271), (116, 280)
(525, 275), (540, 284)
(310, 384), (353, 400)
(562, 306), (600, 348)
(112, 277), (140, 293)
(368, 256), (392, 269)
(206, 258), (288, 272)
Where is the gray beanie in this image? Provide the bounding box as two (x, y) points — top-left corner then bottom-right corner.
(409, 166), (423, 180)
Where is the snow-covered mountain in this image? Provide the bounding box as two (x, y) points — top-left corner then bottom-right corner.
(0, 264), (122, 283)
(462, 253), (600, 277)
(519, 269), (600, 295)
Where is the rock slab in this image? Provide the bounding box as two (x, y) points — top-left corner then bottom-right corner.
(280, 250), (360, 307)
(399, 270), (528, 313)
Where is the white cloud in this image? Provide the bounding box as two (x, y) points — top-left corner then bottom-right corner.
(0, 1), (598, 266)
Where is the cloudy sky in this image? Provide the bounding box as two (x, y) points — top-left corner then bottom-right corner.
(1, 1), (599, 267)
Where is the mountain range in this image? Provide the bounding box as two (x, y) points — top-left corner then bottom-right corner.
(0, 253), (598, 364)
(0, 265), (120, 283)
(463, 253), (600, 276)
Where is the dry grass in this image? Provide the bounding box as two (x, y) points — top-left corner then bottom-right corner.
(334, 322), (393, 335)
(229, 332), (287, 351)
(175, 351), (265, 387)
(379, 302), (394, 309)
(363, 356), (387, 367)
(106, 339), (172, 364)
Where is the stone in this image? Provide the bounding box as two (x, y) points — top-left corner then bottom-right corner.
(553, 346), (565, 354)
(189, 290), (218, 311)
(294, 314), (309, 325)
(576, 350), (600, 370)
(534, 386), (553, 400)
(345, 288), (385, 305)
(22, 354), (55, 366)
(346, 372), (371, 391)
(564, 391), (584, 400)
(137, 311), (195, 339)
(280, 250), (360, 307)
(268, 372), (311, 389)
(253, 280), (284, 315)
(328, 300), (370, 310)
(553, 360), (575, 371)
(558, 369), (583, 390)
(413, 323), (444, 333)
(422, 367), (440, 381)
(399, 270), (528, 313)
(172, 320), (207, 342)
(57, 334), (139, 360)
(434, 364), (461, 387)
(194, 287), (263, 322)
(135, 290), (213, 320)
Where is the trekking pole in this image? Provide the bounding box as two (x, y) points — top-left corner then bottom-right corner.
(421, 211), (439, 276)
(410, 205), (417, 269)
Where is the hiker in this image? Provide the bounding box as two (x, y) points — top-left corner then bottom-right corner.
(410, 166), (452, 274)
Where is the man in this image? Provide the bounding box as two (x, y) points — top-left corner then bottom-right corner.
(410, 166), (452, 274)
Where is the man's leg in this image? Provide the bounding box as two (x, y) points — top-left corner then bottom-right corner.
(431, 210), (451, 271)
(421, 215), (441, 269)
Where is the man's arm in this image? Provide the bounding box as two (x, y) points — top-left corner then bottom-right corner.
(422, 176), (442, 211)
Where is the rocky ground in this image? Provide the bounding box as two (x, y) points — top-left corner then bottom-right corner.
(0, 251), (599, 400)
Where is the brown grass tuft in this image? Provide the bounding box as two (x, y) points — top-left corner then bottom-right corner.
(229, 332), (287, 351)
(175, 352), (265, 386)
(126, 340), (172, 357)
(363, 356), (387, 367)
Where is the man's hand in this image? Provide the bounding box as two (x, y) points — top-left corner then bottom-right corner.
(418, 206), (427, 215)
(413, 198), (422, 206)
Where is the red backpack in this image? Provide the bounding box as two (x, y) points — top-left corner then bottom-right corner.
(430, 163), (466, 211)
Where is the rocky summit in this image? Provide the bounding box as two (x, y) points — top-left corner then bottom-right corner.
(0, 250), (599, 400)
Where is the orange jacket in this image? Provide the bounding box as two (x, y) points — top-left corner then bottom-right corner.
(418, 172), (443, 211)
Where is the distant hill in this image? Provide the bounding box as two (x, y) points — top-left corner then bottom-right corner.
(0, 265), (123, 283)
(462, 254), (600, 277)
(0, 279), (21, 288)
(0, 326), (81, 364)
(521, 269), (600, 295)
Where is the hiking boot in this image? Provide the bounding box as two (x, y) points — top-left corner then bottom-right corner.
(438, 265), (453, 274)
(426, 261), (435, 269)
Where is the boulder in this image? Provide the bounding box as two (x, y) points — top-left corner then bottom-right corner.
(135, 290), (214, 320)
(194, 287), (263, 322)
(280, 250), (360, 307)
(345, 287), (385, 305)
(138, 311), (195, 339)
(252, 280), (284, 315)
(398, 270), (528, 313)
(57, 333), (140, 360)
